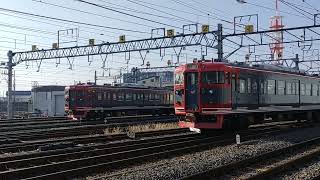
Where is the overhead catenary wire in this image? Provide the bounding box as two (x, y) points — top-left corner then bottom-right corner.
(31, 0), (158, 29)
(124, 0), (197, 24)
(0, 7), (149, 34)
(279, 0), (314, 20)
(75, 0), (185, 30)
(95, 0), (193, 25)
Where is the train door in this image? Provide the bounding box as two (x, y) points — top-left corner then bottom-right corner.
(231, 73), (238, 109)
(185, 72), (199, 111)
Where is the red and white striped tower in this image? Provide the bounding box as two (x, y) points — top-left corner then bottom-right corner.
(270, 0), (284, 64)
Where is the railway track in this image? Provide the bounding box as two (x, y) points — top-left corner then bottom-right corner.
(0, 127), (188, 154)
(0, 122), (309, 180)
(0, 115), (176, 133)
(0, 115), (177, 141)
(0, 116), (67, 123)
(181, 133), (320, 180)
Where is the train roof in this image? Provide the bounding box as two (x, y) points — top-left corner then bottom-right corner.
(67, 84), (172, 90)
(177, 61), (320, 78)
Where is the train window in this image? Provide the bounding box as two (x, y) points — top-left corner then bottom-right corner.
(247, 78), (251, 93)
(264, 81), (268, 94)
(113, 93), (117, 100)
(267, 80), (276, 95)
(155, 94), (160, 100)
(107, 93), (111, 100)
(187, 73), (198, 85)
(104, 92), (107, 100)
(133, 94), (137, 100)
(240, 79), (246, 93)
(126, 93), (132, 101)
(318, 85), (320, 96)
(312, 84), (318, 96)
(175, 73), (184, 84)
(277, 81), (285, 95)
(226, 72), (230, 84)
(98, 93), (102, 101)
(292, 82), (297, 95)
(170, 94), (174, 103)
(118, 93), (124, 101)
(252, 80), (257, 93)
(301, 83), (306, 96)
(286, 82), (292, 95)
(306, 84), (311, 96)
(260, 81), (264, 94)
(202, 71), (225, 84)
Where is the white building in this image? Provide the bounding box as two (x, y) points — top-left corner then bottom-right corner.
(32, 86), (65, 116)
(137, 76), (173, 87)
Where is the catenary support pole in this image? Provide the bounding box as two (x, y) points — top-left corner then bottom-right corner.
(7, 50), (14, 119)
(217, 24), (224, 62)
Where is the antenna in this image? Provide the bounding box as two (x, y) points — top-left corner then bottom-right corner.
(270, 0), (285, 64)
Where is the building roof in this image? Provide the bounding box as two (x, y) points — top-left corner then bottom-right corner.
(6, 91), (31, 96)
(31, 86), (65, 92)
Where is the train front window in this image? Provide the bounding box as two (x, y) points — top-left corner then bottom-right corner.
(175, 89), (184, 104)
(187, 73), (198, 85)
(202, 71), (225, 84)
(175, 73), (184, 84)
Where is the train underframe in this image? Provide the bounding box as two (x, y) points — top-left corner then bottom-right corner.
(178, 108), (320, 132)
(69, 107), (174, 120)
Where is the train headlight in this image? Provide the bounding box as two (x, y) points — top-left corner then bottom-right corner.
(209, 89), (214, 94)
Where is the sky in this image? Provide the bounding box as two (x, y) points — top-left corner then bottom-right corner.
(0, 0), (319, 95)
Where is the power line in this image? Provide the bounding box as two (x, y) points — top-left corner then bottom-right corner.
(246, 1), (312, 20)
(0, 7), (149, 34)
(123, 0), (231, 27)
(124, 0), (197, 24)
(75, 0), (184, 29)
(280, 0), (314, 18)
(32, 0), (158, 29)
(171, 0), (235, 25)
(291, 0), (319, 12)
(95, 0), (191, 24)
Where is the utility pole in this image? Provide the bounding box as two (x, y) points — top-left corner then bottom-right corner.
(13, 70), (15, 112)
(217, 24), (224, 61)
(7, 50), (14, 119)
(94, 70), (97, 85)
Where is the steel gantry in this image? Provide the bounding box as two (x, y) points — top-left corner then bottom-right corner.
(12, 25), (223, 64)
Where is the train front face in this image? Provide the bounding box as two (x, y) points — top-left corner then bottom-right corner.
(174, 62), (232, 131)
(65, 85), (92, 120)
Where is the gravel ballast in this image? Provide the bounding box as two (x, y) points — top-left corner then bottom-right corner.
(280, 156), (320, 180)
(84, 126), (320, 180)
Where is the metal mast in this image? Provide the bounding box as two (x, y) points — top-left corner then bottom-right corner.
(270, 0), (285, 63)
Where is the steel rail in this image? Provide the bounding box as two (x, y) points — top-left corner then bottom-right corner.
(0, 121), (181, 153)
(180, 135), (320, 180)
(0, 124), (303, 179)
(246, 146), (320, 179)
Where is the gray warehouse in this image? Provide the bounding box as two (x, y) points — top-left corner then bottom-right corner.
(32, 86), (66, 116)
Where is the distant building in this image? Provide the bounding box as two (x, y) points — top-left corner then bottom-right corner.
(0, 91), (32, 112)
(32, 86), (66, 116)
(9, 91), (32, 102)
(123, 70), (173, 87)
